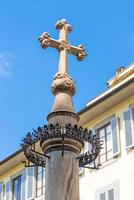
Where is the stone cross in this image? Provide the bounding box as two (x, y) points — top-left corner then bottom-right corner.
(39, 19), (87, 74)
(22, 19), (99, 200)
(38, 19), (87, 200)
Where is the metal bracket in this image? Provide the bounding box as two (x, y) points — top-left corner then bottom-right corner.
(61, 133), (65, 156)
(22, 161), (45, 168)
(30, 149), (50, 159)
(77, 153), (101, 169)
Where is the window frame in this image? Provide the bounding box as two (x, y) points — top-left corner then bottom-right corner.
(0, 182), (3, 200)
(97, 122), (113, 164)
(91, 115), (120, 166)
(3, 183), (5, 200)
(95, 180), (120, 200)
(100, 189), (114, 200)
(12, 175), (22, 200)
(36, 166), (45, 198)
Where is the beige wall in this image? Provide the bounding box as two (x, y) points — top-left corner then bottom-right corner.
(0, 163), (24, 182)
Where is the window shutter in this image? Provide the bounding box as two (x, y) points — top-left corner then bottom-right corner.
(108, 189), (114, 200)
(100, 192), (106, 200)
(0, 182), (3, 200)
(132, 108), (134, 132)
(27, 167), (35, 198)
(5, 181), (10, 200)
(123, 109), (134, 148)
(21, 170), (26, 200)
(111, 117), (120, 157)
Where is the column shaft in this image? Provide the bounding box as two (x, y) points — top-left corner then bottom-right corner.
(45, 150), (80, 200)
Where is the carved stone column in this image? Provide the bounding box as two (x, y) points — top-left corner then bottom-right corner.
(41, 71), (83, 200)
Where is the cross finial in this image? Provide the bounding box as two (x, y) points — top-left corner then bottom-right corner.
(39, 19), (87, 74)
(55, 18), (72, 33)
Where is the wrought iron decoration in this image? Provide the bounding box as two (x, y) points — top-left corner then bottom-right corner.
(21, 123), (102, 169)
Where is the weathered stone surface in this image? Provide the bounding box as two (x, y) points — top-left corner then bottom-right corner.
(45, 151), (80, 200)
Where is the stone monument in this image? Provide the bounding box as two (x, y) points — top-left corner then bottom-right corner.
(21, 19), (101, 200)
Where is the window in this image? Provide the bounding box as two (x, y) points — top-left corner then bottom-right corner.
(36, 166), (45, 197)
(95, 181), (120, 200)
(93, 116), (120, 165)
(12, 175), (21, 200)
(27, 167), (34, 199)
(98, 123), (113, 163)
(100, 188), (114, 200)
(3, 184), (5, 200)
(0, 182), (3, 200)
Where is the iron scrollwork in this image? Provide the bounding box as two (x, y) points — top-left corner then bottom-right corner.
(21, 124), (102, 169)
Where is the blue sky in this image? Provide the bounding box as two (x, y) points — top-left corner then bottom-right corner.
(0, 0), (134, 160)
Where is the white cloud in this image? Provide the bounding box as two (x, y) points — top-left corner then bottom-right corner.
(0, 52), (15, 76)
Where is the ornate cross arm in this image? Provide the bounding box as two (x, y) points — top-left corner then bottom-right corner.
(39, 32), (87, 60)
(69, 44), (87, 61)
(38, 32), (61, 49)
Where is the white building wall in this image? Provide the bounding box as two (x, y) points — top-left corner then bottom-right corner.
(80, 151), (134, 200)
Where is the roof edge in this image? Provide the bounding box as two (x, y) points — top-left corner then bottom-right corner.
(78, 77), (134, 116)
(0, 148), (23, 166)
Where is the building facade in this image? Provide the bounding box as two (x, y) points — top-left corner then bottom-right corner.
(0, 64), (134, 200)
